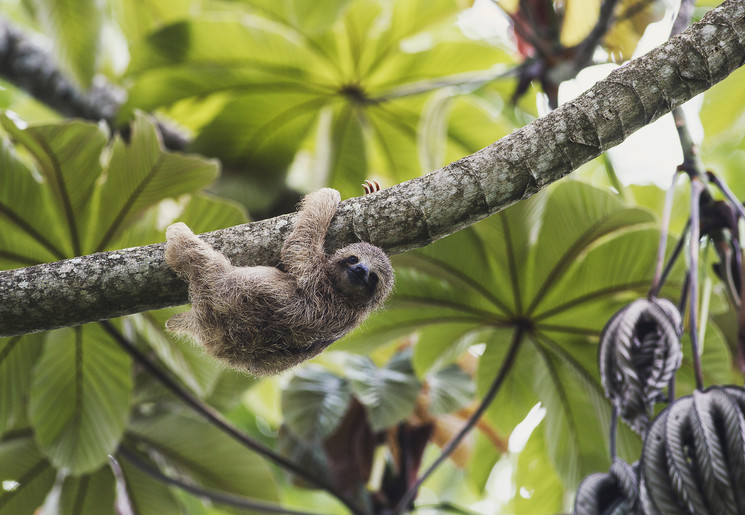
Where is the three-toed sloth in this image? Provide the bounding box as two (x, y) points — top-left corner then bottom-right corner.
(164, 188), (393, 375)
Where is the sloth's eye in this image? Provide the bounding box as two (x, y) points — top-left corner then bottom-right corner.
(348, 256), (359, 264)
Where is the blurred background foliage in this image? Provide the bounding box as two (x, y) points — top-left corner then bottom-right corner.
(0, 0), (744, 513)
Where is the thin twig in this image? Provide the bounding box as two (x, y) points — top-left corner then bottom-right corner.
(609, 407), (618, 460)
(117, 445), (323, 515)
(650, 171), (682, 297)
(575, 0), (623, 66)
(99, 320), (365, 515)
(393, 325), (527, 514)
(688, 178), (706, 390)
(655, 221), (690, 299)
(673, 108), (705, 176)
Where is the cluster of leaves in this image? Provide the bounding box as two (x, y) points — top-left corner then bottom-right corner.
(280, 351), (475, 511)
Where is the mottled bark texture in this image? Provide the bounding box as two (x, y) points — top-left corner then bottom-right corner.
(1, 0), (744, 336)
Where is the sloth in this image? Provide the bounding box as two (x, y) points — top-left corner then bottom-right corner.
(164, 186), (393, 375)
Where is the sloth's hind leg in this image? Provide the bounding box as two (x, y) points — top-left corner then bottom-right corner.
(165, 222), (231, 282)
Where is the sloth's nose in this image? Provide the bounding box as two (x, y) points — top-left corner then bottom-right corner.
(352, 263), (370, 283)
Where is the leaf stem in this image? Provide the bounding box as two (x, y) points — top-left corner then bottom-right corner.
(609, 407), (618, 460)
(653, 221), (690, 300)
(687, 178), (705, 390)
(650, 172), (682, 297)
(393, 324), (526, 514)
(99, 320), (365, 515)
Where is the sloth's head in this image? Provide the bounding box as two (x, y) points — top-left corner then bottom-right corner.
(328, 242), (393, 308)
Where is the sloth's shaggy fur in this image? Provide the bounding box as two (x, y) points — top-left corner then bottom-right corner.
(164, 188), (394, 375)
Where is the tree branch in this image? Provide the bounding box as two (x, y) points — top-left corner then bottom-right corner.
(0, 17), (189, 150)
(1, 0), (744, 336)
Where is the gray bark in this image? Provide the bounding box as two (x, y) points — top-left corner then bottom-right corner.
(1, 0), (744, 336)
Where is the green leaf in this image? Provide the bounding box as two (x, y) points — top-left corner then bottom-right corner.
(176, 194), (249, 234)
(113, 193), (248, 251)
(465, 433), (502, 493)
(112, 0), (194, 43)
(530, 333), (617, 486)
(205, 368), (259, 413)
(116, 450), (181, 515)
(189, 91), (325, 169)
(124, 20), (328, 110)
(701, 66), (745, 141)
(30, 0), (103, 86)
(0, 435), (55, 514)
(508, 423), (564, 514)
(413, 324), (486, 376)
(325, 103), (368, 198)
(478, 329), (540, 434)
(57, 466), (116, 515)
(0, 334), (44, 434)
(245, 0), (350, 34)
(0, 115), (108, 256)
(518, 181), (657, 312)
(675, 320), (735, 395)
(0, 136), (69, 267)
(282, 366), (351, 442)
(84, 113), (219, 252)
(418, 89), (453, 173)
(346, 352), (421, 431)
(127, 413), (279, 502)
(29, 325), (132, 475)
(426, 365), (475, 415)
(121, 0), (512, 182)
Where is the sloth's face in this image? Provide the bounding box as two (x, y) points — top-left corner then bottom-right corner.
(344, 254), (379, 288)
(329, 242), (393, 307)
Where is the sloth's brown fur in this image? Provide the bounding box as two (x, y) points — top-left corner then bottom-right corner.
(164, 188), (394, 375)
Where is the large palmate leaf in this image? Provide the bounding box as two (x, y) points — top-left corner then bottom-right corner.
(0, 114), (107, 257)
(0, 137), (69, 267)
(346, 351), (421, 431)
(0, 112), (220, 260)
(341, 180), (691, 488)
(282, 366), (352, 442)
(83, 112), (218, 252)
(123, 0), (510, 195)
(29, 324), (133, 475)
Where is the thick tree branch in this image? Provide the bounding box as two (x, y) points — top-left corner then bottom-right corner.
(1, 0), (744, 336)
